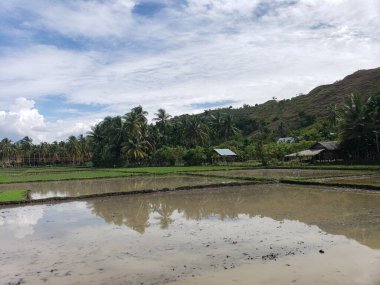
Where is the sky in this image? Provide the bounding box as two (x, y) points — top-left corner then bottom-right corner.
(0, 0), (379, 143)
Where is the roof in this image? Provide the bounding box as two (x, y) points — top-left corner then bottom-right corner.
(285, 149), (324, 157)
(277, 137), (295, 143)
(311, 141), (339, 151)
(214, 149), (237, 156)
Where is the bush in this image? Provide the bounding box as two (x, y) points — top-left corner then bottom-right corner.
(153, 146), (186, 166)
(183, 147), (206, 166)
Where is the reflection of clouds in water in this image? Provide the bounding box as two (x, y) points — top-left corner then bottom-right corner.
(0, 205), (46, 239)
(55, 201), (88, 212)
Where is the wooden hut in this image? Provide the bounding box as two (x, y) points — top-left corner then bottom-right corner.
(213, 149), (237, 164)
(285, 141), (340, 163)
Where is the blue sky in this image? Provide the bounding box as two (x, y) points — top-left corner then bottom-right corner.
(0, 0), (379, 142)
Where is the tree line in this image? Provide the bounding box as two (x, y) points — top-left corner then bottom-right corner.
(0, 92), (379, 167)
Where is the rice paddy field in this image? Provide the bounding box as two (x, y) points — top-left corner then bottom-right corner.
(195, 168), (377, 180)
(0, 166), (241, 184)
(1, 165), (380, 285)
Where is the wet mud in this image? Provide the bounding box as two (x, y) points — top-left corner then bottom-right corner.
(1, 184), (380, 285)
(199, 168), (376, 179)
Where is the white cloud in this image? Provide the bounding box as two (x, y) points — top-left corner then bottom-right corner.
(0, 98), (99, 142)
(0, 0), (137, 38)
(0, 0), (379, 141)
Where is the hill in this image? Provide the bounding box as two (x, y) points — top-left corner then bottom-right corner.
(173, 67), (380, 135)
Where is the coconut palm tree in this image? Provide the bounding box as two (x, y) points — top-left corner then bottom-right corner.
(67, 136), (79, 165)
(124, 111), (143, 138)
(131, 105), (148, 125)
(154, 109), (171, 133)
(336, 93), (375, 160)
(0, 138), (13, 166)
(221, 114), (239, 141)
(181, 116), (209, 147)
(19, 136), (33, 166)
(210, 112), (224, 140)
(122, 137), (152, 163)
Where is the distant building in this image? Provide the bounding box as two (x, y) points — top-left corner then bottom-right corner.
(213, 148), (237, 164)
(277, 137), (295, 143)
(285, 141), (340, 162)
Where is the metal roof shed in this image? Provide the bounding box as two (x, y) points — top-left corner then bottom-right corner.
(214, 149), (237, 156)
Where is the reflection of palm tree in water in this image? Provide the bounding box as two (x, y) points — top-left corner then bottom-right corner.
(89, 198), (151, 234)
(152, 202), (175, 229)
(88, 186), (380, 248)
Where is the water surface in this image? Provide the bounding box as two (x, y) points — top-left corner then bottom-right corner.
(1, 184), (380, 285)
(0, 175), (238, 200)
(199, 168), (376, 179)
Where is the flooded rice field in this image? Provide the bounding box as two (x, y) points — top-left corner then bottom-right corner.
(0, 175), (238, 200)
(199, 168), (376, 179)
(1, 183), (380, 285)
(321, 174), (380, 185)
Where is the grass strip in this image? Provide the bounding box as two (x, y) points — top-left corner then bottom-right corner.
(0, 171), (137, 184)
(265, 165), (380, 171)
(108, 166), (245, 174)
(0, 190), (28, 202)
(186, 172), (278, 183)
(280, 178), (380, 191)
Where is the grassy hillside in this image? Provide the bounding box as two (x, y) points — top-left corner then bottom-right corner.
(173, 67), (380, 134)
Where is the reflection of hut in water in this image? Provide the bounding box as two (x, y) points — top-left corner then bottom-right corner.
(285, 141), (341, 163)
(212, 149), (237, 164)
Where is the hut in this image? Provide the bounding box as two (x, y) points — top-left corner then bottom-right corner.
(285, 141), (340, 163)
(309, 141), (340, 161)
(213, 148), (237, 164)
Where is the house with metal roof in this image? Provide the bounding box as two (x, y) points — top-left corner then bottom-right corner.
(277, 137), (295, 143)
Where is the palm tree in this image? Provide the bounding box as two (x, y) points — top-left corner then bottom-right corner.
(67, 136), (79, 165)
(154, 109), (171, 132)
(122, 137), (152, 163)
(182, 116), (209, 147)
(40, 142), (50, 164)
(0, 138), (13, 166)
(124, 111), (143, 138)
(210, 112), (224, 140)
(131, 105), (148, 125)
(50, 141), (59, 164)
(221, 114), (239, 141)
(336, 93), (373, 160)
(19, 136), (33, 166)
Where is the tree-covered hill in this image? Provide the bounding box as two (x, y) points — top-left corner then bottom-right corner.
(172, 67), (380, 134)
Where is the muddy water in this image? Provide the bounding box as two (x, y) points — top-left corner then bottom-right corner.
(322, 174), (380, 185)
(0, 175), (238, 200)
(1, 184), (380, 285)
(200, 168), (375, 179)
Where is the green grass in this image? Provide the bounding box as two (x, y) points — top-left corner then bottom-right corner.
(0, 190), (27, 202)
(0, 170), (134, 184)
(0, 165), (243, 183)
(270, 165), (380, 171)
(278, 177), (380, 190)
(107, 165), (243, 174)
(0, 165), (376, 186)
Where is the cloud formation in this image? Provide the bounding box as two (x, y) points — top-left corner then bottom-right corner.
(0, 98), (96, 142)
(0, 0), (379, 142)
